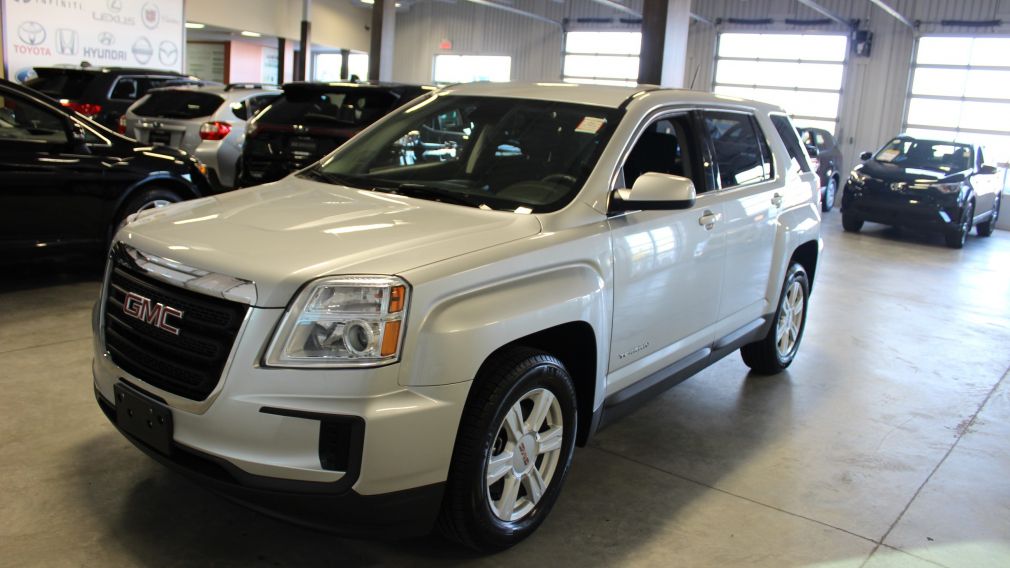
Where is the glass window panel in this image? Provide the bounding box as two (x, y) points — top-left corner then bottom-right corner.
(916, 37), (973, 65)
(566, 31), (641, 55)
(911, 67), (968, 97)
(959, 101), (1010, 132)
(717, 60), (842, 90)
(969, 37), (1010, 67)
(718, 33), (845, 61)
(313, 53), (343, 82)
(714, 86), (839, 120)
(906, 98), (962, 128)
(348, 53), (368, 81)
(792, 118), (837, 135)
(563, 55), (639, 80)
(563, 77), (637, 87)
(964, 69), (1010, 100)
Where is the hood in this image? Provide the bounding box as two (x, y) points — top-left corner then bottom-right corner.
(858, 159), (967, 184)
(118, 176), (543, 307)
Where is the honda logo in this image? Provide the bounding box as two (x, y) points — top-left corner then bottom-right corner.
(122, 292), (184, 335)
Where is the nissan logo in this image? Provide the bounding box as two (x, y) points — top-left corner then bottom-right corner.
(18, 21), (47, 46)
(132, 37), (153, 64)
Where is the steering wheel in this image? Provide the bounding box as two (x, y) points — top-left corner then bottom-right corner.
(541, 173), (577, 185)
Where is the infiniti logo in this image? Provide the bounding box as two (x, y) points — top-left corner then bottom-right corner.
(18, 21), (46, 46)
(122, 292), (184, 335)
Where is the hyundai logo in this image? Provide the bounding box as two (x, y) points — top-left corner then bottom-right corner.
(18, 21), (46, 46)
(99, 32), (115, 46)
(123, 292), (184, 335)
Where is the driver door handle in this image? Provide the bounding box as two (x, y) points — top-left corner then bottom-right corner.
(699, 210), (719, 230)
(771, 193), (784, 207)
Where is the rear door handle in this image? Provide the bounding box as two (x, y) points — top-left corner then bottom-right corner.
(699, 210), (719, 230)
(771, 193), (784, 207)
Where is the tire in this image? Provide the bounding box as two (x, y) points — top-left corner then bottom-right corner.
(821, 177), (838, 212)
(976, 193), (1000, 237)
(438, 347), (577, 552)
(114, 187), (184, 235)
(945, 202), (974, 249)
(842, 213), (863, 233)
(741, 263), (810, 375)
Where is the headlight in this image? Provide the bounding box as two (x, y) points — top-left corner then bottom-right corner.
(266, 276), (409, 367)
(931, 182), (961, 194)
(849, 171), (869, 185)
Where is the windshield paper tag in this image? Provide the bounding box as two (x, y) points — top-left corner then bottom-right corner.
(575, 117), (606, 134)
(877, 149), (900, 162)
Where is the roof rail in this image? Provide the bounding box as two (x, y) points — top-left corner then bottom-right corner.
(224, 83), (281, 91)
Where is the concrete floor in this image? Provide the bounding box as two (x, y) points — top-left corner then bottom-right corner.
(2, 216), (1009, 567)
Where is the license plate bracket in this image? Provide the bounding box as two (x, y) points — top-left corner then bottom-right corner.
(114, 383), (173, 455)
(149, 129), (171, 146)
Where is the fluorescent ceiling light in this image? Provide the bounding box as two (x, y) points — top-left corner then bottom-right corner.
(361, 0), (375, 4)
(241, 31), (262, 37)
(185, 22), (205, 29)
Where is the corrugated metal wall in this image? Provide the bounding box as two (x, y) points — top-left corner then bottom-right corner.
(392, 0), (1010, 173)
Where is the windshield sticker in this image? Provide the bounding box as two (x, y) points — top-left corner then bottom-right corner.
(575, 116), (606, 134)
(877, 149), (900, 162)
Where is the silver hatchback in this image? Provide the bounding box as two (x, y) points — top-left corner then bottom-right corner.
(122, 84), (280, 189)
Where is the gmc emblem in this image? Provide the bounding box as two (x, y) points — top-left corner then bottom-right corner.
(122, 292), (184, 335)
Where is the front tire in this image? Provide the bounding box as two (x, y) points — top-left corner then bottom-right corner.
(842, 213), (863, 232)
(114, 187), (183, 235)
(976, 194), (1000, 237)
(822, 177), (838, 212)
(945, 202), (974, 249)
(741, 263), (810, 375)
(438, 347), (577, 551)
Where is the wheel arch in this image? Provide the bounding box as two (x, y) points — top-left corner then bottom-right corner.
(111, 175), (201, 223)
(789, 240), (820, 291)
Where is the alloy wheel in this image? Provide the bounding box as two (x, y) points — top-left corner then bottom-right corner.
(775, 280), (805, 359)
(485, 387), (564, 522)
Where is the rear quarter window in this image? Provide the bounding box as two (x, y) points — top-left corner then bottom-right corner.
(771, 115), (812, 175)
(132, 91), (225, 119)
(703, 111), (773, 188)
(25, 71), (95, 99)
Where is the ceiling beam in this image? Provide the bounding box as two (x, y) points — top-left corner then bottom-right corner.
(589, 0), (640, 18)
(463, 0), (562, 28)
(867, 0), (916, 29)
(795, 0), (853, 29)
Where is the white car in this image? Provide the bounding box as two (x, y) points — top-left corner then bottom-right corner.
(121, 84), (280, 189)
(92, 83), (821, 550)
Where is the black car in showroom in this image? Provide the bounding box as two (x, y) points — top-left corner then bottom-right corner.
(0, 79), (216, 264)
(800, 127), (844, 212)
(24, 66), (204, 130)
(841, 135), (1002, 248)
(238, 81), (434, 186)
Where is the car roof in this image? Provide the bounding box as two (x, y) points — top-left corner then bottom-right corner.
(145, 84), (281, 99)
(281, 81), (435, 93)
(436, 82), (786, 113)
(33, 66), (188, 76)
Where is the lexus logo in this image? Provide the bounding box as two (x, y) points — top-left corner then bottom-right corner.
(107, 0), (122, 12)
(141, 2), (160, 29)
(18, 21), (46, 46)
(123, 292), (184, 335)
(99, 32), (115, 46)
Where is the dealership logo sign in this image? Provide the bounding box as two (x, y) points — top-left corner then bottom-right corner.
(18, 21), (47, 46)
(132, 37), (153, 64)
(107, 0), (123, 12)
(142, 2), (161, 29)
(56, 28), (79, 56)
(99, 32), (115, 46)
(158, 42), (178, 65)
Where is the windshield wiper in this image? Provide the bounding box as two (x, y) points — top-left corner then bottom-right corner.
(380, 183), (483, 208)
(299, 168), (369, 188)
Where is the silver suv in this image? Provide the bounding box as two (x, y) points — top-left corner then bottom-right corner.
(93, 83), (822, 551)
(122, 84), (280, 189)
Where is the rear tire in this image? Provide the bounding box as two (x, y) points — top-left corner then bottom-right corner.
(114, 187), (183, 235)
(976, 194), (1000, 237)
(741, 264), (809, 375)
(438, 347), (577, 552)
(842, 214), (863, 232)
(822, 177), (838, 212)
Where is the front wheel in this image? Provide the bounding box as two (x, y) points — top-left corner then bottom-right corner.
(114, 187), (183, 235)
(741, 263), (810, 375)
(945, 202), (974, 249)
(822, 177), (838, 212)
(842, 213), (863, 233)
(976, 194), (1000, 237)
(438, 347), (577, 551)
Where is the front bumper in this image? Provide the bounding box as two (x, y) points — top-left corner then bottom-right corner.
(841, 184), (962, 233)
(92, 303), (470, 534)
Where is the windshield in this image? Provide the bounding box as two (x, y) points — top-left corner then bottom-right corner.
(309, 95), (622, 213)
(26, 70), (95, 99)
(874, 138), (973, 173)
(132, 91), (224, 119)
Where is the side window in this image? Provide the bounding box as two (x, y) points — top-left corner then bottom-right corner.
(770, 115), (812, 174)
(110, 77), (140, 101)
(621, 114), (707, 192)
(248, 95), (278, 118)
(703, 111), (772, 189)
(0, 93), (69, 145)
(230, 100), (249, 121)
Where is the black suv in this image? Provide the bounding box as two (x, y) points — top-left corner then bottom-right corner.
(841, 135), (1003, 248)
(0, 79), (217, 264)
(238, 82), (434, 186)
(25, 67), (205, 130)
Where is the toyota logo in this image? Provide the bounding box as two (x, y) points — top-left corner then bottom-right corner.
(18, 21), (47, 46)
(99, 32), (115, 46)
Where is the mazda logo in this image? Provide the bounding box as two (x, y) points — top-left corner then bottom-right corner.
(158, 41), (178, 65)
(18, 21), (46, 46)
(99, 32), (115, 46)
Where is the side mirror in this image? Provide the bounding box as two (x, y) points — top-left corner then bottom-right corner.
(859, 151), (873, 161)
(609, 172), (696, 213)
(805, 144), (819, 158)
(978, 164), (998, 175)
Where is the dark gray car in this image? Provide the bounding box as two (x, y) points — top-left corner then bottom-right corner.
(800, 127), (844, 212)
